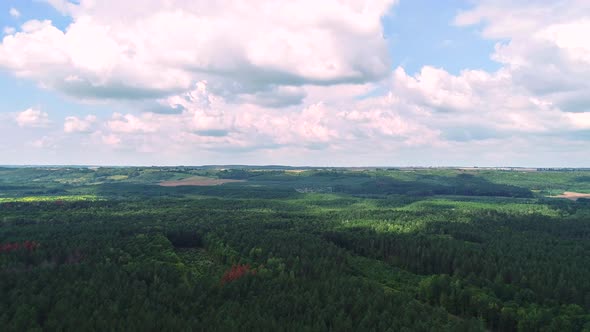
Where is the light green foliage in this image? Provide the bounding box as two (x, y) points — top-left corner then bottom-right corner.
(0, 195), (99, 203)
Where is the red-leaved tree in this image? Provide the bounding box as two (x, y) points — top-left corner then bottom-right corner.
(220, 264), (256, 285)
(0, 241), (39, 253)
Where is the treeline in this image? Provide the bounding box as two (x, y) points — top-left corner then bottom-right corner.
(335, 174), (533, 198)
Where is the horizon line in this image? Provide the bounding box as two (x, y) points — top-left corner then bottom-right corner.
(1, 164), (589, 170)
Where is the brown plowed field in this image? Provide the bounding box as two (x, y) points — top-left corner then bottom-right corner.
(550, 192), (590, 201)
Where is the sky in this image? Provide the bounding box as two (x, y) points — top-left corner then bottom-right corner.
(0, 0), (589, 167)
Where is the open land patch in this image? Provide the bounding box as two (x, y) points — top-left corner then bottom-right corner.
(159, 176), (245, 187)
(550, 191), (590, 200)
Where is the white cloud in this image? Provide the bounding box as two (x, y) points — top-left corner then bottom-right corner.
(107, 113), (160, 133)
(64, 115), (97, 133)
(565, 112), (590, 129)
(387, 64), (589, 140)
(9, 8), (20, 18)
(2, 0), (590, 166)
(30, 136), (56, 149)
(44, 0), (78, 15)
(69, 60), (586, 158)
(0, 0), (397, 106)
(3, 27), (16, 35)
(87, 81), (439, 155)
(455, 0), (590, 113)
(101, 133), (121, 146)
(15, 108), (51, 128)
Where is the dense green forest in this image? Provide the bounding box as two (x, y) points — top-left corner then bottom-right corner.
(1, 166), (589, 331)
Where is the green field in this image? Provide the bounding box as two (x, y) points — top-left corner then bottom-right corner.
(1, 166), (589, 331)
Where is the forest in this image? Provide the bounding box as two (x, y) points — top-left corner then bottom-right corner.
(1, 166), (589, 331)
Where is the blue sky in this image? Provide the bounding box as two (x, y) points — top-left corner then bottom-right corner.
(0, 0), (589, 166)
(0, 0), (109, 118)
(384, 0), (500, 75)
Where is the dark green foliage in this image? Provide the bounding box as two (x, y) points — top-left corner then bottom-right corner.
(335, 173), (533, 198)
(0, 166), (589, 331)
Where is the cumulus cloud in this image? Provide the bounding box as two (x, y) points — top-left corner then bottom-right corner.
(64, 115), (97, 133)
(9, 8), (20, 18)
(0, 0), (396, 106)
(70, 58), (587, 157)
(107, 113), (160, 134)
(455, 0), (590, 113)
(86, 80), (439, 155)
(3, 0), (590, 165)
(15, 108), (51, 128)
(388, 64), (590, 140)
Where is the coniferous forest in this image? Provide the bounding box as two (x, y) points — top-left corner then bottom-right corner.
(1, 166), (590, 331)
